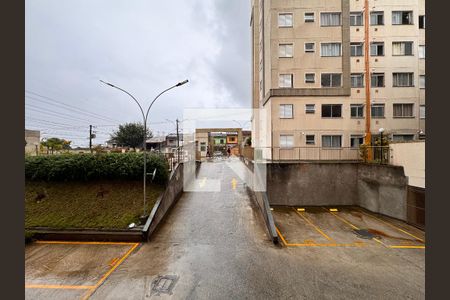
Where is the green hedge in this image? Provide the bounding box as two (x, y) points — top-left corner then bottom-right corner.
(25, 152), (169, 184)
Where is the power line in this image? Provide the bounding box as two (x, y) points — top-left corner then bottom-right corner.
(25, 90), (122, 123)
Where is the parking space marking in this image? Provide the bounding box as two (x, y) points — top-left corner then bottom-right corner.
(25, 284), (95, 290)
(293, 208), (334, 242)
(323, 207), (388, 247)
(81, 242), (139, 300)
(275, 226), (365, 248)
(323, 208), (425, 249)
(356, 209), (425, 243)
(26, 241), (140, 299)
(35, 241), (137, 246)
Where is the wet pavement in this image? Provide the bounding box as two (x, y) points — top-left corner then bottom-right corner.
(25, 158), (425, 299)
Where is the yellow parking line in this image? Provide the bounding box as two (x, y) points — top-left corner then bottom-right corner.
(35, 241), (137, 246)
(389, 245), (426, 249)
(82, 243), (139, 300)
(276, 225), (365, 248)
(275, 226), (289, 246)
(25, 284), (95, 290)
(293, 208), (334, 241)
(356, 209), (425, 243)
(323, 207), (389, 248)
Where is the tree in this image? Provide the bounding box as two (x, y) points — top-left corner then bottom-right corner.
(41, 138), (71, 154)
(110, 122), (152, 150)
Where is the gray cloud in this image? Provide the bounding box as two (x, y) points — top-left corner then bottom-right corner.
(25, 0), (251, 146)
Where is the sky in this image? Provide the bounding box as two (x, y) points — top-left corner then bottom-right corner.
(25, 0), (252, 147)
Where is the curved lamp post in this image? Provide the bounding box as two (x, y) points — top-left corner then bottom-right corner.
(100, 79), (188, 217)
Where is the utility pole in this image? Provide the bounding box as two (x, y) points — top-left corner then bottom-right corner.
(176, 118), (180, 163)
(89, 125), (93, 153)
(364, 0), (372, 160)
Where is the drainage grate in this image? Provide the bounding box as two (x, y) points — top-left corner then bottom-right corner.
(150, 275), (179, 296)
(353, 229), (380, 239)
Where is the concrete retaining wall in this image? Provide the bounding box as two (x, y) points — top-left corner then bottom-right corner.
(267, 163), (359, 206)
(265, 162), (408, 221)
(144, 163), (185, 240)
(357, 164), (408, 220)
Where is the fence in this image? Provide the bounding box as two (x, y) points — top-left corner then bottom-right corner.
(249, 146), (390, 163)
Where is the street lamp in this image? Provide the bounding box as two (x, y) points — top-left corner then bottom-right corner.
(378, 128), (385, 164)
(100, 79), (188, 218)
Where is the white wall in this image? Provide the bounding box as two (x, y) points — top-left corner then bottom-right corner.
(390, 141), (425, 188)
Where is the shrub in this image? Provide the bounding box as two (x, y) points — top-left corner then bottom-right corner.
(25, 152), (169, 184)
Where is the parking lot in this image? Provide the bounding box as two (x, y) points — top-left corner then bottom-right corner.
(25, 241), (139, 300)
(273, 206), (425, 249)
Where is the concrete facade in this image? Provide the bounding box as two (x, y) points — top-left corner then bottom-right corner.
(195, 128), (243, 158)
(251, 0), (426, 160)
(389, 140), (425, 188)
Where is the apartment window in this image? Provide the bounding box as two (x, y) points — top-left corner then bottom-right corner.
(418, 45), (425, 59)
(321, 73), (342, 87)
(320, 12), (341, 26)
(392, 42), (413, 56)
(305, 104), (315, 114)
(322, 135), (342, 148)
(279, 104), (294, 119)
(419, 15), (425, 29)
(306, 135), (315, 145)
(305, 73), (315, 83)
(200, 142), (206, 152)
(350, 104), (364, 118)
(278, 13), (293, 27)
(370, 11), (384, 25)
(321, 43), (341, 57)
(371, 104), (385, 118)
(420, 105), (425, 119)
(279, 74), (293, 88)
(350, 135), (364, 148)
(392, 134), (415, 142)
(350, 42), (364, 56)
(322, 104), (342, 118)
(280, 135), (294, 148)
(350, 12), (363, 26)
(304, 12), (315, 22)
(393, 104), (414, 117)
(351, 73), (364, 88)
(370, 42), (384, 56)
(305, 42), (315, 53)
(393, 73), (414, 87)
(279, 44), (293, 57)
(419, 75), (425, 89)
(392, 11), (413, 25)
(371, 73), (385, 87)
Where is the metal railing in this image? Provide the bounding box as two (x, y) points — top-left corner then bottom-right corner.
(252, 146), (391, 163)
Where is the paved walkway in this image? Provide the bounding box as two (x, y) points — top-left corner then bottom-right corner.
(89, 159), (424, 299)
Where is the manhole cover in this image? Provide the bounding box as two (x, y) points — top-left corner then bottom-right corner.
(150, 275), (179, 296)
(353, 229), (380, 239)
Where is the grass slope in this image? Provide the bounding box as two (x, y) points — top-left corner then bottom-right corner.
(25, 181), (164, 229)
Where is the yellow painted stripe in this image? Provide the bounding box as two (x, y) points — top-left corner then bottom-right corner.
(82, 243), (139, 300)
(35, 241), (136, 246)
(357, 209), (425, 243)
(293, 208), (334, 241)
(389, 245), (426, 249)
(275, 226), (289, 246)
(25, 284), (95, 290)
(324, 207), (359, 230)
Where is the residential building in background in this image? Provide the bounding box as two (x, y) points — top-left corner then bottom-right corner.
(195, 128), (243, 159)
(25, 129), (40, 156)
(250, 0), (425, 160)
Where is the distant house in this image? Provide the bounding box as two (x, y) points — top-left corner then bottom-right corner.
(25, 129), (40, 156)
(146, 136), (167, 151)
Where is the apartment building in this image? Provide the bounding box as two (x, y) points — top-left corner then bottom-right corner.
(250, 0), (425, 160)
